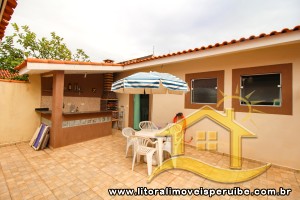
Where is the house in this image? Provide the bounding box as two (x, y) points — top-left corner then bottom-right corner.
(1, 24), (299, 170)
(113, 25), (300, 170)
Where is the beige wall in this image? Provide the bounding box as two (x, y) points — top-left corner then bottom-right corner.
(116, 93), (130, 129)
(0, 75), (41, 145)
(41, 96), (101, 112)
(117, 43), (300, 169)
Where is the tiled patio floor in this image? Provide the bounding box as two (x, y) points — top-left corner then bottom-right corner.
(0, 130), (299, 200)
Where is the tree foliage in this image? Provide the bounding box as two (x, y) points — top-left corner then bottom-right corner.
(0, 23), (90, 80)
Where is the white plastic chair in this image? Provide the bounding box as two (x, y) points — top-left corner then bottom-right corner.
(131, 136), (158, 176)
(139, 121), (158, 130)
(122, 127), (136, 157)
(162, 123), (182, 156)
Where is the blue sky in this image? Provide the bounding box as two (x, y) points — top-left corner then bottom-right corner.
(5, 0), (300, 62)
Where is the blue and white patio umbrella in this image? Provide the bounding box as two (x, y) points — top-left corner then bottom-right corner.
(111, 71), (189, 94)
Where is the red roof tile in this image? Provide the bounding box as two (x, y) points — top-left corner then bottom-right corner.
(0, 69), (19, 79)
(121, 25), (300, 65)
(118, 54), (154, 65)
(13, 25), (300, 71)
(15, 58), (123, 71)
(0, 0), (18, 40)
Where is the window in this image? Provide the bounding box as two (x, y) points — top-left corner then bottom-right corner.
(185, 71), (224, 110)
(192, 78), (217, 104)
(240, 73), (281, 106)
(232, 63), (292, 115)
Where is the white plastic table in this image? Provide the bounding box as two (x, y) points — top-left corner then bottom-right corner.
(135, 128), (166, 166)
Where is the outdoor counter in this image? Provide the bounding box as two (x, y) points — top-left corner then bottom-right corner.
(36, 110), (111, 115)
(37, 110), (112, 147)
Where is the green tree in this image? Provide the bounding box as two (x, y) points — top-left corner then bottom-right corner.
(0, 23), (90, 80)
(0, 34), (24, 71)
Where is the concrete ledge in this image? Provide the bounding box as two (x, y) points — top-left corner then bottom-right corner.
(0, 78), (28, 83)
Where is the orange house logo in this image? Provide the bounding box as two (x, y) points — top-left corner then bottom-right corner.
(148, 105), (271, 183)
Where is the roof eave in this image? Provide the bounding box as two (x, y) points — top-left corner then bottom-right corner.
(18, 62), (124, 75)
(123, 31), (300, 71)
(0, 0), (17, 40)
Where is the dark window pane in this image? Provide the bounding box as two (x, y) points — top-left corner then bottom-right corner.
(192, 78), (217, 104)
(240, 74), (281, 106)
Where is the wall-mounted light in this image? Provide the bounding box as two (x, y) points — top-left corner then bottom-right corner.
(84, 73), (87, 78)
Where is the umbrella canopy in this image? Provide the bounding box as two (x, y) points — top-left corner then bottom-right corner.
(111, 71), (189, 94)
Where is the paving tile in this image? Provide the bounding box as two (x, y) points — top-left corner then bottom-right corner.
(0, 192), (11, 200)
(70, 189), (102, 200)
(113, 170), (143, 187)
(0, 130), (298, 199)
(92, 180), (126, 200)
(0, 164), (10, 198)
(150, 171), (177, 186)
(0, 146), (53, 199)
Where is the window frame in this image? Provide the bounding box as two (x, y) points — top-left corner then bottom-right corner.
(240, 73), (282, 106)
(185, 70), (224, 110)
(191, 77), (218, 104)
(232, 63), (292, 115)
